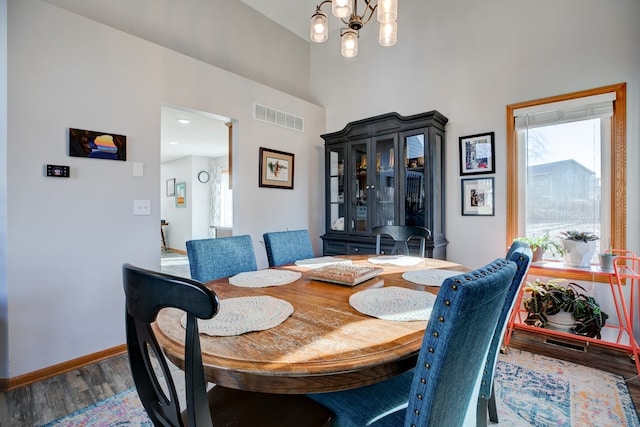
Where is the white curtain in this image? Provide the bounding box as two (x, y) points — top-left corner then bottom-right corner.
(208, 166), (222, 237)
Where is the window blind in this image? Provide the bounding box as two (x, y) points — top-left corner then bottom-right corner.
(514, 92), (615, 130)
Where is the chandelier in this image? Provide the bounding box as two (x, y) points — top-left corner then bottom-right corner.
(310, 0), (398, 58)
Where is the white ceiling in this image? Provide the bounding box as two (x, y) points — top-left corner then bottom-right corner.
(161, 106), (230, 163)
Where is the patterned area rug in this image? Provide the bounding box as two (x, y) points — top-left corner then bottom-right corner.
(43, 389), (151, 426)
(495, 349), (640, 426)
(45, 350), (639, 426)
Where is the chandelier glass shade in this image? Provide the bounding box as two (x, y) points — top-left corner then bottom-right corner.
(310, 0), (398, 58)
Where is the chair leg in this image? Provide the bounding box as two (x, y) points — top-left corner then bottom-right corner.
(476, 397), (488, 427)
(488, 386), (499, 423)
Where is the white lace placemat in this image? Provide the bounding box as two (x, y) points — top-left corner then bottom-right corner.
(367, 255), (424, 266)
(228, 269), (301, 288)
(181, 296), (294, 336)
(294, 256), (352, 269)
(402, 269), (461, 287)
(349, 286), (436, 321)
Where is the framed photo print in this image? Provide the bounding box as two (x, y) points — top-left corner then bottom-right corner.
(69, 128), (127, 161)
(166, 178), (176, 197)
(259, 147), (294, 189)
(461, 178), (494, 216)
(459, 132), (495, 175)
(175, 182), (186, 207)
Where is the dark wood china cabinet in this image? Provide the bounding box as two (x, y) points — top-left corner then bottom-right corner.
(321, 111), (448, 259)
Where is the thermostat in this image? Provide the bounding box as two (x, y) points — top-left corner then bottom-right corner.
(46, 164), (70, 178)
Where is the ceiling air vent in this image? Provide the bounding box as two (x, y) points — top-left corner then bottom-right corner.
(254, 103), (304, 133)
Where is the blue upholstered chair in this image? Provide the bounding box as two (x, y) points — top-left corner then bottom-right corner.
(122, 264), (332, 426)
(308, 258), (517, 426)
(263, 229), (315, 267)
(371, 225), (432, 257)
(477, 241), (532, 426)
(186, 235), (257, 282)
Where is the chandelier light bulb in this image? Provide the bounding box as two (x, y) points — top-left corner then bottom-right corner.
(332, 0), (352, 19)
(377, 0), (398, 23)
(341, 30), (358, 58)
(379, 21), (397, 47)
(310, 11), (328, 43)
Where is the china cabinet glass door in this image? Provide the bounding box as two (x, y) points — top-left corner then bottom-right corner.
(328, 146), (345, 232)
(403, 133), (426, 226)
(373, 135), (398, 227)
(350, 141), (369, 233)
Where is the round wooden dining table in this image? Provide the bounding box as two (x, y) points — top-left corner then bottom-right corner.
(153, 255), (466, 394)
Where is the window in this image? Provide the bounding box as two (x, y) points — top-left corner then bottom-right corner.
(506, 83), (626, 278)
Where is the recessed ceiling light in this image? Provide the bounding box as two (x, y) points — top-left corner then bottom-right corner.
(177, 119), (190, 124)
(169, 141), (178, 145)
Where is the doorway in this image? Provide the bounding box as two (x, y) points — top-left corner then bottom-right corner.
(160, 104), (232, 261)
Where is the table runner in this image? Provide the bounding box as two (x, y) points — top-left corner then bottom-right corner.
(402, 269), (461, 287)
(367, 255), (424, 266)
(229, 269), (301, 287)
(181, 296), (294, 336)
(349, 286), (436, 321)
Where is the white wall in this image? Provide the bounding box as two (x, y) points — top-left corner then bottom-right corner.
(160, 154), (222, 252)
(2, 0), (324, 377)
(42, 0), (313, 103)
(310, 0), (640, 269)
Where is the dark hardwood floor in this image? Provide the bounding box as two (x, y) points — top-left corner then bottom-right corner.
(1, 330), (638, 425)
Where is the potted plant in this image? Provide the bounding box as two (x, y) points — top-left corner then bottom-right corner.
(559, 230), (599, 267)
(523, 278), (608, 339)
(514, 235), (564, 262)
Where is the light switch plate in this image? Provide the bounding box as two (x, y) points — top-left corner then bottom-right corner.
(133, 162), (144, 177)
(133, 200), (151, 216)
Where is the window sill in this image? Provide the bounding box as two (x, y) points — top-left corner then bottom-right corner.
(529, 261), (613, 283)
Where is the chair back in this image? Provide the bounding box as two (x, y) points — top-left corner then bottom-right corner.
(405, 258), (516, 426)
(122, 263), (219, 427)
(477, 241), (532, 423)
(372, 225), (432, 257)
(186, 235), (257, 282)
(263, 229), (315, 267)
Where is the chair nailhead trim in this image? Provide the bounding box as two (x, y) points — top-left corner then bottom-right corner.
(417, 394), (423, 400)
(444, 299), (451, 306)
(428, 347), (434, 353)
(438, 316), (445, 322)
(424, 363), (430, 369)
(420, 378), (426, 384)
(432, 331), (439, 337)
(414, 409), (420, 415)
(451, 284), (458, 290)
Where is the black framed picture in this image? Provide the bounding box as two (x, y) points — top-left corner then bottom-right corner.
(459, 132), (495, 175)
(259, 147), (294, 189)
(461, 177), (495, 216)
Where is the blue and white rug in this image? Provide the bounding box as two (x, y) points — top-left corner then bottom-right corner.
(45, 350), (639, 426)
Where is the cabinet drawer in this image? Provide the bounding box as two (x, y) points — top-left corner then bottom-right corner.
(323, 241), (346, 255)
(346, 243), (376, 255)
